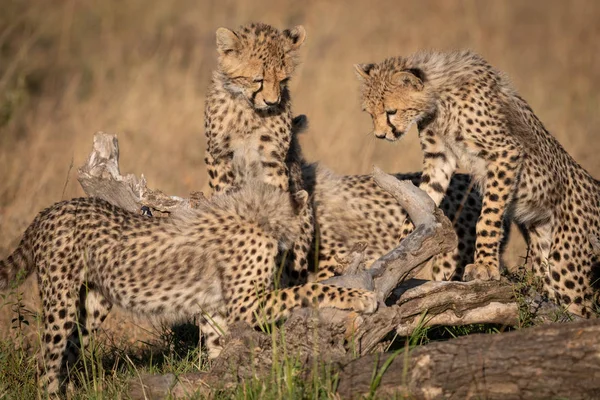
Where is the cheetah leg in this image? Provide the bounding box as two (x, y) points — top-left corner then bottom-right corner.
(230, 283), (378, 326)
(525, 222), (553, 279)
(404, 129), (458, 279)
(464, 157), (520, 281)
(284, 202), (315, 285)
(306, 223), (347, 283)
(64, 287), (113, 369)
(38, 275), (80, 395)
(417, 129), (458, 207)
(308, 259), (348, 283)
(543, 221), (598, 318)
(255, 137), (291, 192)
(198, 309), (228, 359)
(204, 150), (236, 194)
(416, 132), (457, 232)
(429, 249), (463, 281)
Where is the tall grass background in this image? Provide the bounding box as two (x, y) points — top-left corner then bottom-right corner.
(0, 0), (599, 392)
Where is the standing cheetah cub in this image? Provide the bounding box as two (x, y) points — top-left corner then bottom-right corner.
(204, 22), (313, 284)
(0, 171), (376, 394)
(355, 50), (599, 317)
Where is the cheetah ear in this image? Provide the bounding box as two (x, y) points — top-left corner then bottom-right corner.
(216, 27), (240, 55)
(394, 69), (424, 91)
(291, 114), (309, 135)
(283, 25), (306, 52)
(354, 63), (374, 81)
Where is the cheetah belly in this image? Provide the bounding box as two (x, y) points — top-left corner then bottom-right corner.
(511, 158), (556, 226)
(446, 140), (487, 185)
(95, 267), (224, 322)
(229, 126), (271, 155)
(512, 195), (552, 227)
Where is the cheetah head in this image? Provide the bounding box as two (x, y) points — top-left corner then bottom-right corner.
(215, 23), (306, 110)
(354, 60), (434, 142)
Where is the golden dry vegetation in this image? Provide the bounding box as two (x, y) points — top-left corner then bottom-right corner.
(1, 0), (599, 345)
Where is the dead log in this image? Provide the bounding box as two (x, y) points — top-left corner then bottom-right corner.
(338, 318), (600, 400)
(369, 167), (458, 300)
(357, 280), (518, 353)
(129, 298), (591, 400)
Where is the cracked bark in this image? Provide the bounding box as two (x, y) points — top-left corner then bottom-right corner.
(337, 318), (600, 400)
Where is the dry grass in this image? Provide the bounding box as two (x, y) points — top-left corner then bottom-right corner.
(0, 0), (599, 347)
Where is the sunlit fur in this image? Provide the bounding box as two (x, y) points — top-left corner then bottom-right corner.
(204, 23), (314, 287)
(215, 22), (305, 110)
(355, 50), (600, 318)
(0, 154), (379, 394)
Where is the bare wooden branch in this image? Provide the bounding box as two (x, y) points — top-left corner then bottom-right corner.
(372, 166), (436, 227)
(320, 167), (458, 300)
(369, 167), (458, 301)
(357, 280), (518, 353)
(338, 319), (600, 400)
(77, 131), (196, 214)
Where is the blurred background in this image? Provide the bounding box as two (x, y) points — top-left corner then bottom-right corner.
(1, 0), (599, 344)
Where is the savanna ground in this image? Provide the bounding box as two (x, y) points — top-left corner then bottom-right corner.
(1, 0), (599, 398)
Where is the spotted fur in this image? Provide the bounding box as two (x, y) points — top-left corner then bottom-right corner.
(287, 124), (482, 282)
(0, 179), (377, 395)
(355, 50), (600, 317)
(204, 23), (313, 285)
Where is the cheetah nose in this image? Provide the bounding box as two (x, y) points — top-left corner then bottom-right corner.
(392, 130), (404, 139)
(374, 132), (386, 139)
(265, 98), (280, 107)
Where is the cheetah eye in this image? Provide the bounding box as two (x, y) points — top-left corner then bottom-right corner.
(386, 109), (397, 116)
(279, 77), (290, 86)
(253, 78), (264, 83)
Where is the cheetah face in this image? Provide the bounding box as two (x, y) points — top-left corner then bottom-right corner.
(215, 23), (306, 110)
(355, 63), (432, 142)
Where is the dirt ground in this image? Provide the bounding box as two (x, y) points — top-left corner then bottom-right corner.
(1, 0), (599, 346)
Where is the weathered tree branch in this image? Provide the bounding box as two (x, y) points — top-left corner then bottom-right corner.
(370, 167), (458, 301)
(77, 131), (200, 215)
(321, 166), (458, 303)
(358, 280), (518, 353)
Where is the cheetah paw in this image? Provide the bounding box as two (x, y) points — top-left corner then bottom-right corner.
(349, 290), (378, 314)
(293, 190), (309, 207)
(463, 263), (501, 281)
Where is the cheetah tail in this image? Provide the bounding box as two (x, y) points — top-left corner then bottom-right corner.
(0, 236), (34, 290)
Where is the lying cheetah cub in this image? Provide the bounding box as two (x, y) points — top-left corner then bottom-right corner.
(355, 50), (599, 317)
(287, 117), (482, 282)
(0, 164), (376, 394)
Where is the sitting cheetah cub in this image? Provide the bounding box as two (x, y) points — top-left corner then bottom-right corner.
(355, 50), (599, 317)
(204, 22), (314, 284)
(0, 163), (377, 394)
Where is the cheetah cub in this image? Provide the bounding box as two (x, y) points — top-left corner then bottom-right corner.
(0, 162), (377, 394)
(355, 50), (599, 317)
(204, 22), (313, 284)
(287, 119), (482, 282)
